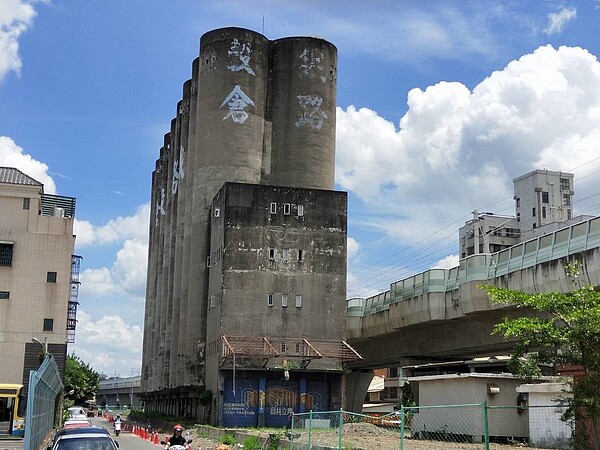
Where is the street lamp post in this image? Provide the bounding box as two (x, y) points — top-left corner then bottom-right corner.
(32, 337), (48, 354)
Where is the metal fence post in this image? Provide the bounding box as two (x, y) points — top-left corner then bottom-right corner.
(338, 409), (343, 449)
(307, 410), (312, 449)
(482, 401), (490, 450)
(400, 405), (405, 450)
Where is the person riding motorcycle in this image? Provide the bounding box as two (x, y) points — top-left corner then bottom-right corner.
(114, 414), (122, 436)
(164, 424), (188, 449)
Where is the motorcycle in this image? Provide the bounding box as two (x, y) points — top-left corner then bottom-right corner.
(114, 420), (121, 436)
(161, 439), (193, 450)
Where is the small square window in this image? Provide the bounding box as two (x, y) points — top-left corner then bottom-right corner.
(297, 205), (304, 216)
(267, 293), (274, 307)
(43, 318), (54, 332)
(282, 249), (289, 262)
(268, 248), (275, 260)
(281, 294), (288, 307)
(270, 202), (277, 214)
(295, 295), (302, 308)
(0, 291), (9, 300)
(23, 198), (30, 210)
(47, 272), (57, 283)
(283, 203), (291, 215)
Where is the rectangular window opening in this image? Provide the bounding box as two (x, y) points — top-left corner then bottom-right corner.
(281, 342), (287, 353)
(281, 294), (288, 307)
(47, 271), (57, 283)
(268, 248), (275, 260)
(283, 203), (291, 215)
(563, 194), (571, 206)
(282, 249), (289, 262)
(295, 295), (302, 308)
(267, 293), (274, 307)
(23, 198), (30, 210)
(0, 291), (9, 300)
(560, 178), (570, 191)
(43, 318), (54, 332)
(298, 249), (304, 262)
(297, 205), (304, 217)
(542, 206), (547, 219)
(541, 191), (549, 203)
(270, 202), (277, 214)
(214, 207), (220, 217)
(0, 243), (14, 267)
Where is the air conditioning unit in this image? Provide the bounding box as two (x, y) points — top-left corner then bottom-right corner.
(54, 207), (65, 218)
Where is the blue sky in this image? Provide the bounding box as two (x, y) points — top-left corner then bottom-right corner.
(2, 0), (600, 377)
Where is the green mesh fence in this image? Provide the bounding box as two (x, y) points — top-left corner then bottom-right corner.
(290, 403), (571, 449)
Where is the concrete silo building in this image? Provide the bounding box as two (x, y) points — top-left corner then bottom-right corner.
(141, 27), (360, 426)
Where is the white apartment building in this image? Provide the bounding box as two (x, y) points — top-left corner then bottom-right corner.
(460, 169), (578, 257)
(0, 167), (80, 392)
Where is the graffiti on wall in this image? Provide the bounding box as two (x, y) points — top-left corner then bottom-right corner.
(171, 146), (185, 195)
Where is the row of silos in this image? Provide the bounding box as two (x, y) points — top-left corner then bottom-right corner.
(142, 27), (338, 396)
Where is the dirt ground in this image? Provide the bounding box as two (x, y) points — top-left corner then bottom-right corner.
(187, 422), (556, 450)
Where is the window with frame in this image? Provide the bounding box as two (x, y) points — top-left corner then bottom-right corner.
(541, 191), (549, 203)
(43, 318), (54, 332)
(516, 198), (520, 208)
(542, 206), (546, 219)
(532, 207), (536, 217)
(563, 194), (571, 206)
(268, 248), (276, 260)
(280, 342), (287, 353)
(23, 198), (30, 210)
(0, 243), (14, 266)
(282, 249), (289, 262)
(560, 178), (570, 191)
(214, 207), (220, 217)
(0, 291), (9, 300)
(295, 295), (302, 308)
(297, 205), (304, 216)
(210, 295), (216, 308)
(281, 294), (288, 307)
(47, 272), (57, 283)
(267, 293), (274, 307)
(298, 249), (304, 262)
(270, 202), (277, 214)
(283, 203), (291, 215)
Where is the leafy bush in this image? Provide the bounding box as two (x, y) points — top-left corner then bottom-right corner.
(221, 433), (237, 445)
(242, 436), (262, 450)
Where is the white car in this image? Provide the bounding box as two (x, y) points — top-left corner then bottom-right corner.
(52, 430), (119, 450)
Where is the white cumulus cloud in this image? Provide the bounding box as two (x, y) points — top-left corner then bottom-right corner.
(0, 0), (37, 82)
(74, 203), (150, 248)
(337, 45), (600, 246)
(0, 136), (57, 193)
(69, 311), (143, 377)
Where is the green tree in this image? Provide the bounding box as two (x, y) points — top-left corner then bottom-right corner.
(484, 261), (600, 448)
(65, 353), (100, 406)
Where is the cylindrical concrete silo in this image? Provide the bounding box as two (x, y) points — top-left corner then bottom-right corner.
(195, 27), (270, 200)
(269, 37), (337, 190)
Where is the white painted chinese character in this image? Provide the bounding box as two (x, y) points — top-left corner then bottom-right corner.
(227, 38), (255, 75)
(155, 188), (166, 225)
(299, 48), (325, 82)
(220, 85), (255, 124)
(295, 95), (327, 129)
(171, 146), (185, 195)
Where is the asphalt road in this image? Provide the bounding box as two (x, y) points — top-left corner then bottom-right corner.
(89, 417), (162, 450)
